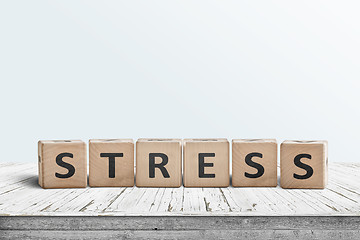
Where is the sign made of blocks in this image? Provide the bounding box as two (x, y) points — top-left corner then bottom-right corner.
(136, 139), (182, 187)
(280, 140), (328, 189)
(232, 139), (277, 187)
(89, 139), (134, 187)
(37, 138), (329, 189)
(38, 140), (87, 189)
(183, 139), (229, 187)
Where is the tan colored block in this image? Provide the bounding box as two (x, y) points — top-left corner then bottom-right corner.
(38, 140), (87, 189)
(183, 139), (229, 187)
(136, 139), (182, 187)
(280, 140), (328, 189)
(232, 139), (277, 187)
(89, 139), (134, 187)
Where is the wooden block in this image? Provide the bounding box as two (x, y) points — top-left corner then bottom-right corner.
(232, 139), (277, 187)
(183, 139), (229, 187)
(38, 140), (87, 189)
(136, 139), (182, 187)
(280, 140), (328, 189)
(89, 139), (134, 187)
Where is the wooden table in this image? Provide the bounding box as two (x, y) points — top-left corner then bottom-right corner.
(0, 162), (359, 239)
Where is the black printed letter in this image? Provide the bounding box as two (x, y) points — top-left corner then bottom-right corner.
(199, 153), (215, 178)
(294, 153), (313, 179)
(149, 153), (170, 178)
(55, 152), (75, 178)
(244, 152), (264, 178)
(100, 153), (124, 178)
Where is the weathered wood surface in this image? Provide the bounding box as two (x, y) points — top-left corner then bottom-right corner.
(0, 162), (359, 216)
(0, 216), (359, 239)
(0, 163), (359, 239)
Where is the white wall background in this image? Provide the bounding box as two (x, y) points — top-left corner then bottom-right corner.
(0, 1), (359, 163)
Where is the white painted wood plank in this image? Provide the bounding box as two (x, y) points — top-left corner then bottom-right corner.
(81, 188), (127, 213)
(0, 163), (35, 185)
(217, 187), (242, 212)
(155, 187), (184, 213)
(182, 188), (207, 212)
(0, 162), (359, 216)
(102, 187), (135, 213)
(201, 188), (233, 212)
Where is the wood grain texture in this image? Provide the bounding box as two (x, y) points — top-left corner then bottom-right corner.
(38, 140), (87, 189)
(1, 229), (359, 240)
(1, 216), (360, 239)
(232, 139), (277, 187)
(281, 140), (328, 189)
(0, 162), (359, 216)
(136, 139), (182, 187)
(183, 139), (229, 187)
(89, 139), (134, 187)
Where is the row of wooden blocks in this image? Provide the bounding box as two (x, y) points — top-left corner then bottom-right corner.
(38, 139), (328, 189)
